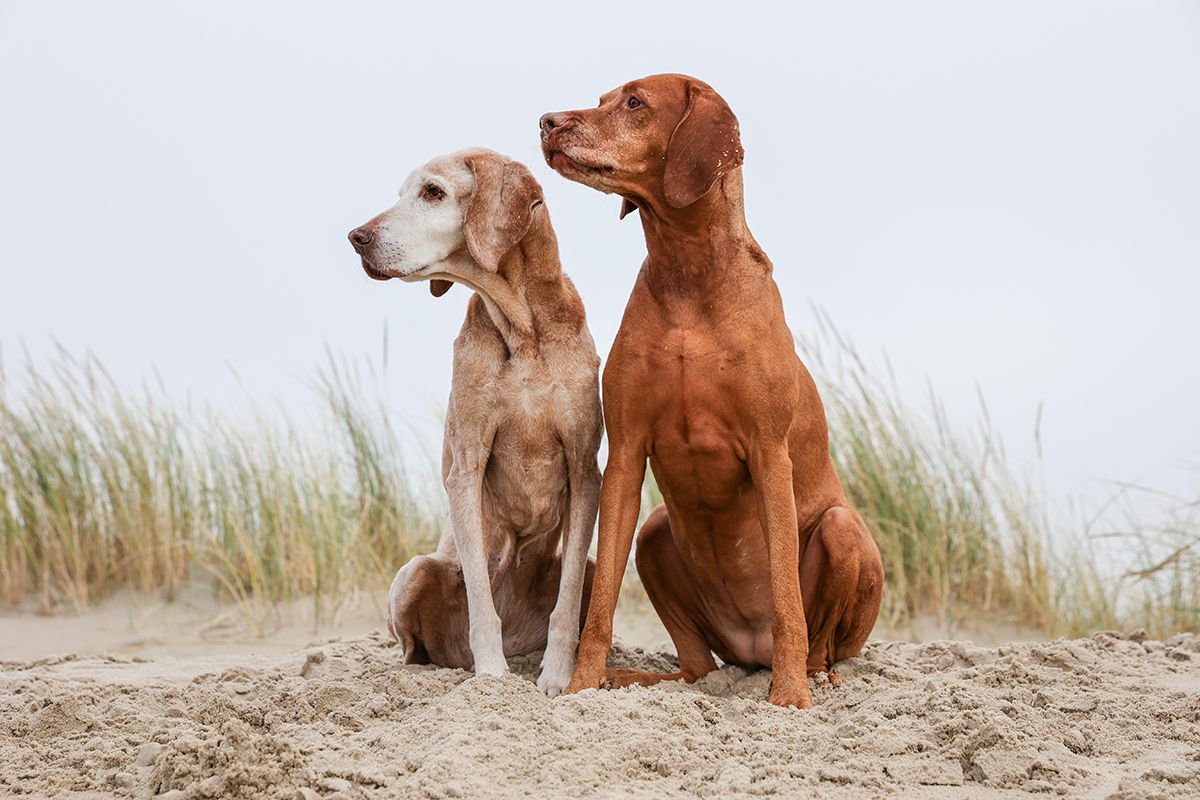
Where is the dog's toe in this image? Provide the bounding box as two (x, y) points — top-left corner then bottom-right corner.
(537, 657), (573, 697)
(473, 655), (509, 677)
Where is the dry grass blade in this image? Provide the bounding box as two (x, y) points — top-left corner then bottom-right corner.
(0, 347), (441, 624)
(2, 334), (1195, 639)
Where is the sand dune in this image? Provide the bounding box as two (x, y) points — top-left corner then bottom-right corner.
(2, 627), (1198, 799)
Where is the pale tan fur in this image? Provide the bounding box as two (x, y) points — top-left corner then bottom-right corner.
(349, 149), (602, 696)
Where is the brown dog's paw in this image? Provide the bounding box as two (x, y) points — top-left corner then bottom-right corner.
(605, 668), (645, 689)
(603, 668), (646, 689)
(806, 669), (844, 689)
(605, 668), (689, 690)
(563, 663), (607, 695)
(768, 680), (814, 709)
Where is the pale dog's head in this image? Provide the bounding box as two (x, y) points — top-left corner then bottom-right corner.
(348, 148), (543, 297)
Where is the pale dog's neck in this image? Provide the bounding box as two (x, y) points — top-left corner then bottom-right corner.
(473, 272), (540, 357)
(430, 213), (571, 357)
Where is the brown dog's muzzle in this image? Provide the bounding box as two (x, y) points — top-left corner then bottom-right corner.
(539, 111), (613, 179)
(538, 112), (573, 144)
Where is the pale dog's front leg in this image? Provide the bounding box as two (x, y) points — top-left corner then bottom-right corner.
(445, 457), (508, 677)
(538, 448), (601, 697)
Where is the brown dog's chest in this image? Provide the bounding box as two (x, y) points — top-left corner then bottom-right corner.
(624, 323), (758, 509)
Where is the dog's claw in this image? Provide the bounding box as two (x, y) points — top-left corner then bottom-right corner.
(769, 689), (813, 709)
(563, 666), (606, 695)
(768, 677), (814, 709)
(537, 656), (573, 697)
(806, 669), (843, 689)
(538, 676), (566, 698)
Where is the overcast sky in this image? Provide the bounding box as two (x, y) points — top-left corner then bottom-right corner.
(1, 1), (1198, 520)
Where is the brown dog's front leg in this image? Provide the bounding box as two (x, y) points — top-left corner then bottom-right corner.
(563, 445), (646, 694)
(750, 446), (813, 708)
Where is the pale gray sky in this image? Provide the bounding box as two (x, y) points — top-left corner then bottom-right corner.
(2, 1), (1198, 516)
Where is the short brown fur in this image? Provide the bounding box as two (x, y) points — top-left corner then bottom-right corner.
(541, 75), (884, 708)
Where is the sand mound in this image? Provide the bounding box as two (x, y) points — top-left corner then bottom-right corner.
(1, 631), (1198, 799)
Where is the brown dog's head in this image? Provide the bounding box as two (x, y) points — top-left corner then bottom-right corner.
(347, 148), (544, 297)
(539, 74), (743, 218)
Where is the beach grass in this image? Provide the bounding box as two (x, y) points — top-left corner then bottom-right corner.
(1, 337), (1195, 638)
(802, 311), (1197, 638)
(0, 347), (442, 626)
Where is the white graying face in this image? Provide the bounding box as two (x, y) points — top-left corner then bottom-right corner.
(348, 154), (475, 282)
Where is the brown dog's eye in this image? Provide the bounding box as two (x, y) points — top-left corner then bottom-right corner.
(626, 96), (642, 109)
(421, 184), (446, 203)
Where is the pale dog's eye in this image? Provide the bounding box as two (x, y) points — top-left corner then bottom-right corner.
(421, 184), (446, 203)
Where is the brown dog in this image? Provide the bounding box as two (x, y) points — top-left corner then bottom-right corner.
(539, 75), (884, 708)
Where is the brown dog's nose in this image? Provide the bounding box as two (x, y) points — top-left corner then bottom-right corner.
(539, 112), (571, 140)
(348, 226), (373, 252)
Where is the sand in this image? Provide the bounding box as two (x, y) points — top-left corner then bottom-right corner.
(1, 617), (1198, 800)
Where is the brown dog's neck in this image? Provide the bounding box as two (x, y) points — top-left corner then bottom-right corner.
(632, 171), (767, 300)
(473, 210), (582, 358)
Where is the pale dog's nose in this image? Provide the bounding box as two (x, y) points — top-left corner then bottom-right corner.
(348, 226), (373, 252)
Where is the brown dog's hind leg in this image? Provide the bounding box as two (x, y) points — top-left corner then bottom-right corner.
(607, 506), (718, 689)
(799, 506), (884, 681)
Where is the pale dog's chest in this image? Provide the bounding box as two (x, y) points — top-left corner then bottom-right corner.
(476, 361), (579, 539)
(494, 364), (574, 422)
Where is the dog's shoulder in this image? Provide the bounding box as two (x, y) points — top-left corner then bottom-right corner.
(444, 299), (507, 406)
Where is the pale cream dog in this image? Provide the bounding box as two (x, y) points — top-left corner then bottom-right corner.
(348, 148), (601, 695)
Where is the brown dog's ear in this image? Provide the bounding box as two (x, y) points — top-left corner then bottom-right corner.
(663, 85), (744, 209)
(429, 279), (453, 297)
(619, 197), (638, 220)
(463, 153), (542, 272)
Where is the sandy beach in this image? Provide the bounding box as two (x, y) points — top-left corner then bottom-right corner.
(2, 603), (1197, 799)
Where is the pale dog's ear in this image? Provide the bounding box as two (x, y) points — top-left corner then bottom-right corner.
(663, 84), (744, 209)
(463, 153), (543, 272)
(429, 279), (453, 297)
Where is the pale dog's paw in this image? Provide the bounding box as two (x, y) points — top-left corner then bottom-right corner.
(537, 648), (575, 698)
(473, 652), (509, 677)
(469, 622), (508, 677)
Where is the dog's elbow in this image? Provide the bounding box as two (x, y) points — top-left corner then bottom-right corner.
(444, 460), (486, 493)
(571, 457), (601, 487)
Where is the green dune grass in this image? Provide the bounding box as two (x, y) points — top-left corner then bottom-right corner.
(1, 334), (1195, 638)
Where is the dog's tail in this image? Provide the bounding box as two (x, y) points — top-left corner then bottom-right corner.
(388, 597), (422, 664)
(386, 594), (423, 663)
(392, 624), (416, 661)
(385, 605), (400, 643)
